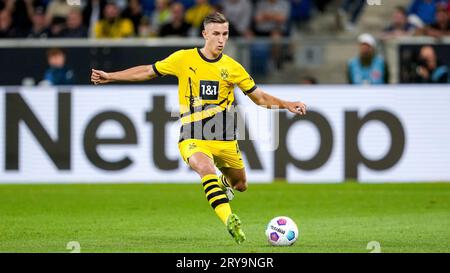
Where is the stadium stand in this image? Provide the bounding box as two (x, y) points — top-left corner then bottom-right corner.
(0, 0), (448, 84)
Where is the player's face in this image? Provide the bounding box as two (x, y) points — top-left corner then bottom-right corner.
(203, 22), (229, 56)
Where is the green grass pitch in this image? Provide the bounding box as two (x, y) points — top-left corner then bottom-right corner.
(0, 183), (449, 253)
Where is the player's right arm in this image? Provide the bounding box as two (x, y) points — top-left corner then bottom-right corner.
(91, 65), (157, 85)
(91, 50), (184, 85)
(233, 60), (306, 115)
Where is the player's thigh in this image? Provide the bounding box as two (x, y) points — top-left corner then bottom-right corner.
(188, 152), (216, 176)
(209, 140), (245, 170)
(178, 139), (215, 176)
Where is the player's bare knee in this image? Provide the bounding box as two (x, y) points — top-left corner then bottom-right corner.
(234, 180), (248, 192)
(195, 163), (216, 177)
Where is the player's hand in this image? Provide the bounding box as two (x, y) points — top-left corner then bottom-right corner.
(286, 101), (307, 115)
(91, 69), (111, 85)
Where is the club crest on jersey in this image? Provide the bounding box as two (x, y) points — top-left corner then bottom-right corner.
(188, 143), (197, 150)
(220, 69), (229, 80)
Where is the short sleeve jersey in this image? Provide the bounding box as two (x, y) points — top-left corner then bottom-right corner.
(153, 48), (257, 141)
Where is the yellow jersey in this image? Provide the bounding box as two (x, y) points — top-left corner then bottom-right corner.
(152, 48), (257, 142)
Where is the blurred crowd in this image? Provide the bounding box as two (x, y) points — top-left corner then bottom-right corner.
(379, 0), (450, 40)
(346, 0), (450, 85)
(0, 0), (449, 39)
(0, 0), (325, 39)
(1, 0), (449, 85)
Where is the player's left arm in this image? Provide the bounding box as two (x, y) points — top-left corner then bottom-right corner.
(247, 87), (306, 115)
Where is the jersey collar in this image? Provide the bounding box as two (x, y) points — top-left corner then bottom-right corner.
(197, 48), (223, 63)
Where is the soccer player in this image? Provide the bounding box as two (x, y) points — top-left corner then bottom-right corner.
(91, 12), (307, 244)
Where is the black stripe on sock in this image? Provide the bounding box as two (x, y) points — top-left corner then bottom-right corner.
(211, 198), (229, 209)
(202, 179), (218, 187)
(221, 175), (230, 187)
(204, 184), (221, 194)
(206, 191), (226, 201)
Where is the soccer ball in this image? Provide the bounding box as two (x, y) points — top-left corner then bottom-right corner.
(265, 216), (299, 246)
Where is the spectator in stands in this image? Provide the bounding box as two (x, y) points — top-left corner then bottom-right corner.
(337, 0), (366, 32)
(221, 0), (253, 38)
(121, 0), (143, 34)
(149, 0), (172, 36)
(413, 45), (449, 83)
(44, 0), (74, 38)
(254, 0), (291, 37)
(140, 0), (155, 17)
(83, 0), (107, 37)
(408, 0), (447, 25)
(347, 33), (389, 84)
(380, 6), (416, 40)
(61, 8), (88, 38)
(424, 5), (450, 38)
(46, 0), (72, 26)
(137, 15), (152, 37)
(0, 9), (17, 38)
(27, 6), (49, 38)
(210, 2), (240, 36)
(48, 17), (66, 38)
(185, 0), (213, 29)
(159, 2), (192, 37)
(3, 0), (35, 37)
(43, 48), (75, 85)
(253, 0), (291, 69)
(94, 1), (134, 38)
(290, 0), (313, 31)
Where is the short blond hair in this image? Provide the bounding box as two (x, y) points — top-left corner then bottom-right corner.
(203, 12), (228, 28)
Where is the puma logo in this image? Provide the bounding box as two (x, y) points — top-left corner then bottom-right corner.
(189, 67), (197, 74)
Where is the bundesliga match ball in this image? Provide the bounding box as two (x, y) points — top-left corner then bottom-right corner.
(265, 216), (299, 246)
